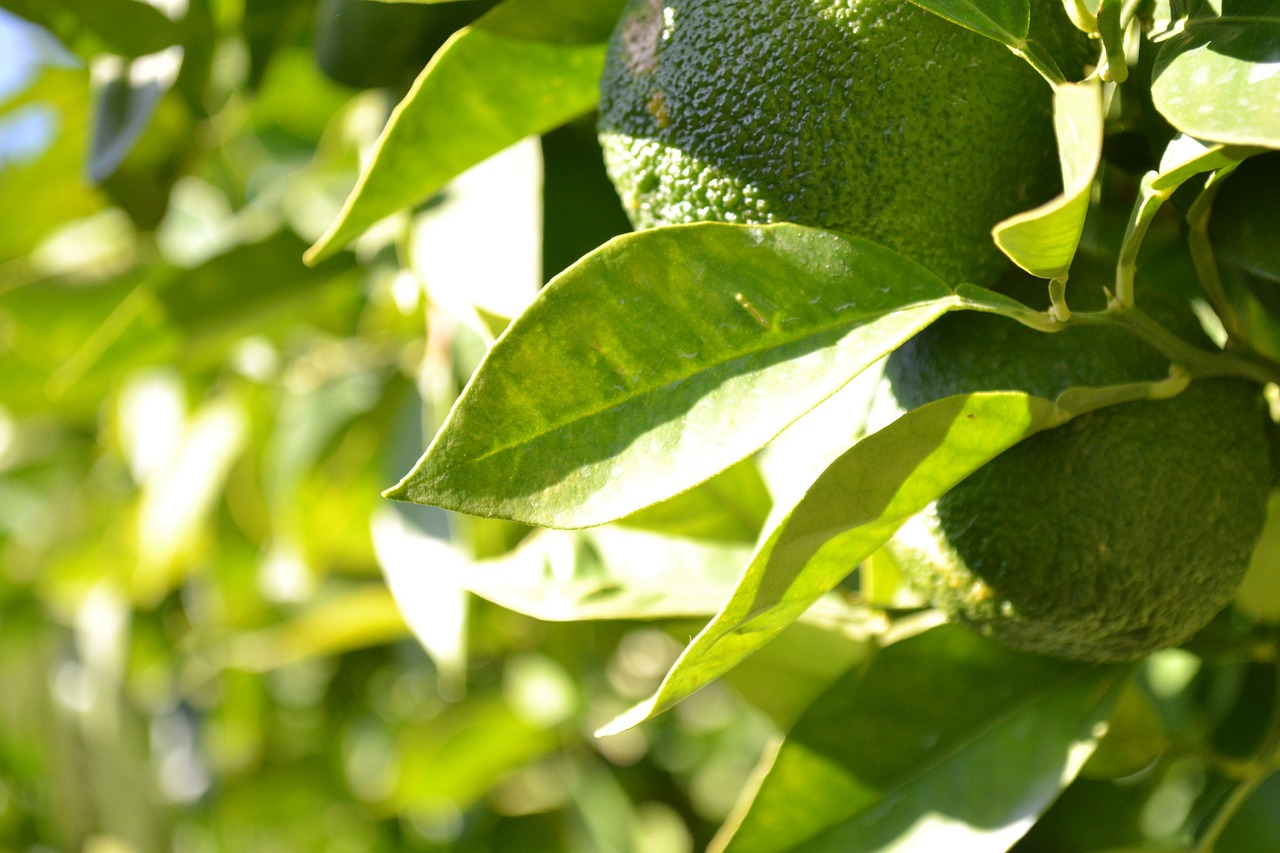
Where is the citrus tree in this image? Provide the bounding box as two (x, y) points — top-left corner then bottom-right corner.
(1, 0), (1279, 851)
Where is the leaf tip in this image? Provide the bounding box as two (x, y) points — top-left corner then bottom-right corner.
(594, 698), (656, 737)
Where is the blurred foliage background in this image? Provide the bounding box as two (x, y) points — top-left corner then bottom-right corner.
(0, 1), (782, 849)
(9, 2), (1280, 852)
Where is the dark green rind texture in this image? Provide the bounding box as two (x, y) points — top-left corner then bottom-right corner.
(597, 0), (1090, 287)
(883, 309), (1271, 663)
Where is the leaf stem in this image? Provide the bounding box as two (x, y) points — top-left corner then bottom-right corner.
(1186, 166), (1247, 344)
(988, 302), (1280, 386)
(1011, 41), (1067, 86)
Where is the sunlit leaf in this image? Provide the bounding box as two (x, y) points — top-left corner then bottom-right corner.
(993, 80), (1103, 280)
(598, 390), (1068, 735)
(713, 625), (1128, 853)
(304, 0), (620, 262)
(385, 223), (961, 528)
(438, 526), (754, 621)
(1151, 133), (1256, 192)
(1151, 3), (1280, 147)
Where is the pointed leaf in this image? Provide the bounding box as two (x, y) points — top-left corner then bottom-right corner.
(304, 0), (617, 262)
(1151, 133), (1257, 192)
(993, 80), (1103, 279)
(385, 223), (960, 528)
(714, 624), (1129, 853)
(1151, 3), (1280, 147)
(907, 0), (1029, 45)
(598, 390), (1068, 735)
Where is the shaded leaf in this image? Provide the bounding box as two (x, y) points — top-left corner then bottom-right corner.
(598, 390), (1068, 735)
(0, 0), (179, 58)
(304, 1), (616, 262)
(993, 80), (1103, 280)
(1209, 151), (1280, 284)
(385, 223), (960, 528)
(88, 50), (182, 183)
(714, 624), (1128, 853)
(1235, 492), (1280, 624)
(616, 456), (772, 543)
(1151, 4), (1280, 147)
(907, 0), (1028, 45)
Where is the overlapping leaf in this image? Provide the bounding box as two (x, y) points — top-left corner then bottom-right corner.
(907, 0), (1029, 46)
(713, 625), (1129, 853)
(384, 223), (962, 528)
(598, 389), (1069, 734)
(994, 81), (1103, 280)
(1151, 2), (1280, 147)
(305, 0), (625, 262)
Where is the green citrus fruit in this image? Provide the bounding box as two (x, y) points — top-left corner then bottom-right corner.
(880, 302), (1271, 662)
(597, 0), (1090, 286)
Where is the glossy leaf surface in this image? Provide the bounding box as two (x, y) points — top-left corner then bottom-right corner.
(599, 390), (1067, 734)
(1152, 3), (1280, 147)
(993, 81), (1103, 279)
(715, 625), (1128, 853)
(305, 0), (624, 261)
(385, 223), (960, 528)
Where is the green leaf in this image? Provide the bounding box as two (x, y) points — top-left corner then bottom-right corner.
(0, 66), (106, 265)
(712, 624), (1129, 853)
(222, 586), (409, 671)
(598, 390), (1067, 735)
(304, 0), (619, 262)
(88, 51), (181, 183)
(993, 80), (1103, 280)
(1235, 491), (1280, 624)
(1151, 133), (1257, 192)
(0, 0), (180, 58)
(1209, 152), (1280, 284)
(448, 526), (755, 620)
(615, 456), (772, 543)
(1151, 4), (1280, 147)
(906, 0), (1029, 45)
(476, 0), (626, 43)
(384, 223), (959, 528)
